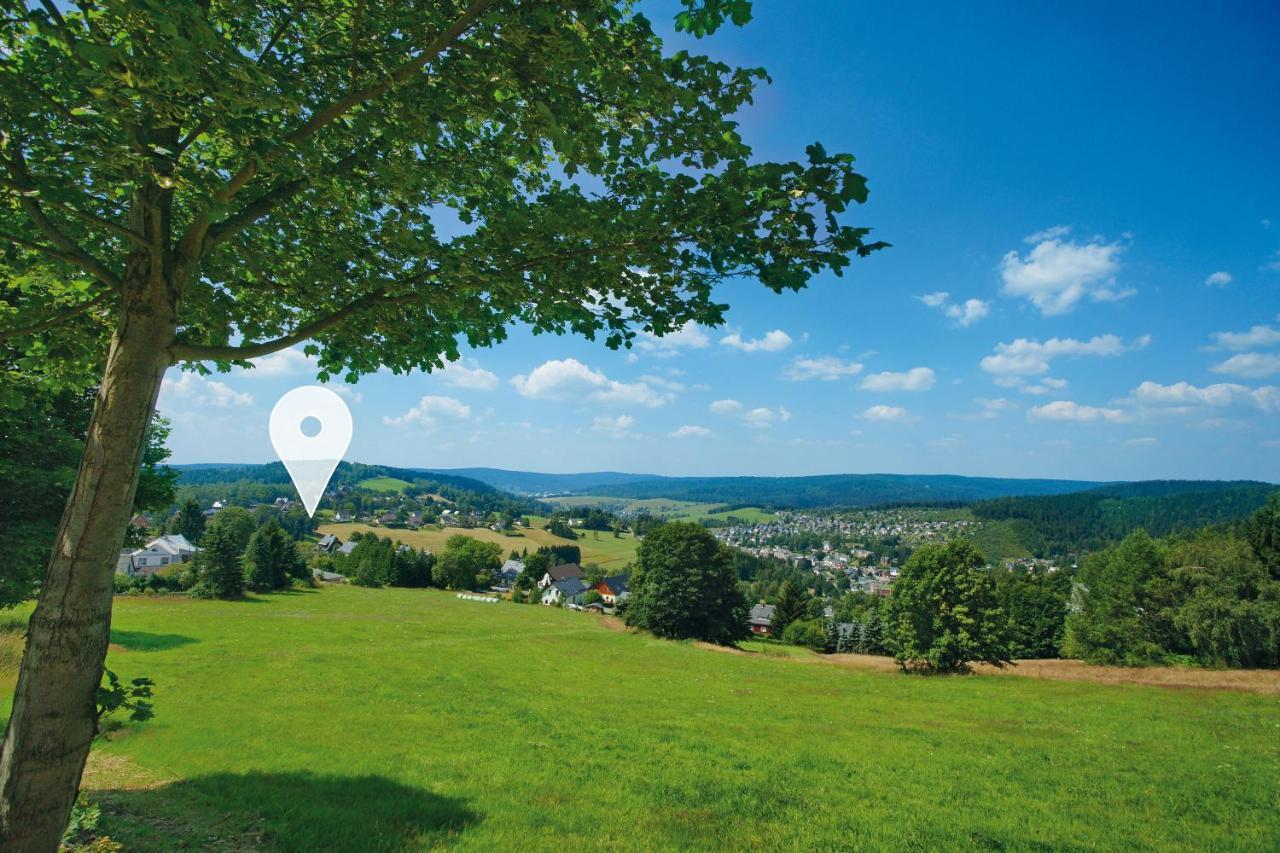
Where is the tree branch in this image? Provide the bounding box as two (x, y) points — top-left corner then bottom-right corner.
(0, 177), (146, 245)
(211, 0), (494, 205)
(2, 150), (124, 288)
(0, 289), (114, 340)
(167, 290), (394, 363)
(202, 148), (369, 249)
(0, 227), (121, 288)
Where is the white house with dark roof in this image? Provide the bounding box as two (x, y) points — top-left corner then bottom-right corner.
(116, 534), (200, 577)
(541, 577), (589, 606)
(538, 563), (583, 589)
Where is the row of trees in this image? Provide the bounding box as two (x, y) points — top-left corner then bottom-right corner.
(763, 494), (1280, 671)
(1065, 495), (1280, 667)
(0, 378), (177, 610)
(325, 533), (502, 592)
(326, 533), (434, 589)
(168, 498), (317, 546)
(186, 516), (308, 599)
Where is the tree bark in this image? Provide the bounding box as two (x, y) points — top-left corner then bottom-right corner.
(0, 265), (176, 850)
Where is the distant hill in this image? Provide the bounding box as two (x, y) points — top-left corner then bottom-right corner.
(424, 468), (1103, 507)
(176, 462), (499, 494)
(972, 480), (1278, 557)
(418, 467), (661, 495)
(170, 462), (531, 515)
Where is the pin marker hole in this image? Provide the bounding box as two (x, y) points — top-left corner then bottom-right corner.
(300, 415), (322, 438)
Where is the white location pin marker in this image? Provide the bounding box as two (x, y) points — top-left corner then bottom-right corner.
(269, 386), (353, 517)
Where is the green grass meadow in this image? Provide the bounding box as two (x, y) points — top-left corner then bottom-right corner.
(3, 587), (1278, 850)
(357, 476), (416, 493)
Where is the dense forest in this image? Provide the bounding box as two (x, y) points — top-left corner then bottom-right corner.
(173, 462), (542, 518)
(972, 481), (1276, 558)
(586, 473), (1102, 508)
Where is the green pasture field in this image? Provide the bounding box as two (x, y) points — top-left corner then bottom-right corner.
(318, 520), (639, 570)
(2, 587), (1277, 850)
(357, 476), (416, 493)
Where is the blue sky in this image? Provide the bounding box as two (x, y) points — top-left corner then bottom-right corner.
(159, 1), (1280, 481)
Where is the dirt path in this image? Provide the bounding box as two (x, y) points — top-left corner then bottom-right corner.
(696, 642), (1280, 695)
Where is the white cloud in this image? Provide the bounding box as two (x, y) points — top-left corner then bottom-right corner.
(741, 406), (791, 428)
(236, 347), (318, 378)
(785, 356), (863, 381)
(1130, 380), (1280, 414)
(1124, 437), (1159, 447)
(669, 424), (713, 438)
(635, 322), (712, 357)
(859, 367), (936, 392)
(511, 358), (670, 408)
(863, 405), (914, 423)
(639, 374), (686, 392)
(1130, 380), (1250, 407)
(383, 395), (471, 428)
(1028, 400), (1130, 423)
(327, 384), (363, 404)
(975, 398), (1017, 419)
(1253, 386), (1280, 413)
(720, 329), (793, 353)
(159, 372), (253, 408)
(1025, 225), (1071, 243)
(436, 358), (499, 390)
(1204, 271), (1233, 287)
(918, 292), (990, 327)
(1211, 324), (1280, 351)
(1211, 353), (1280, 379)
(980, 334), (1146, 377)
(1000, 229), (1131, 315)
(592, 414), (638, 438)
(1265, 251), (1280, 273)
(710, 398), (790, 428)
(1019, 376), (1069, 396)
(949, 298), (991, 327)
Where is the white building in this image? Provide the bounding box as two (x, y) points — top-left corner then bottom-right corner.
(116, 534), (200, 577)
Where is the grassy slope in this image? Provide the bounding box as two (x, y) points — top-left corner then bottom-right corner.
(319, 520), (639, 569)
(358, 476), (415, 493)
(679, 506), (778, 524)
(4, 588), (1278, 851)
(544, 495), (776, 524)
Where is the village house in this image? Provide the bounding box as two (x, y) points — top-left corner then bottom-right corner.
(541, 577), (588, 606)
(538, 563), (584, 589)
(498, 559), (524, 586)
(748, 603), (776, 636)
(116, 534), (200, 577)
(316, 533), (343, 554)
(591, 573), (631, 605)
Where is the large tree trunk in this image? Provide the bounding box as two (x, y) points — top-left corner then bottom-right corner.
(0, 266), (176, 850)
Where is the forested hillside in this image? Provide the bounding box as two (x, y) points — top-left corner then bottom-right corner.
(174, 463), (539, 517)
(972, 481), (1277, 557)
(587, 473), (1102, 507)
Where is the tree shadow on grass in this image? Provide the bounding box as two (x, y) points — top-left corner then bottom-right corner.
(88, 771), (478, 851)
(108, 630), (198, 651)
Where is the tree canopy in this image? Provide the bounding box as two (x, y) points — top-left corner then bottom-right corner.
(883, 540), (1012, 673)
(1, 0), (884, 386)
(0, 2), (885, 844)
(625, 521), (747, 645)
